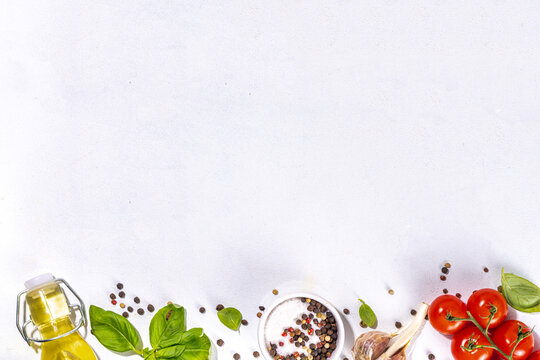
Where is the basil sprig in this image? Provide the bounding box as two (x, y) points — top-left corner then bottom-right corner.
(358, 299), (377, 328)
(501, 268), (540, 313)
(217, 307), (242, 331)
(90, 304), (210, 360)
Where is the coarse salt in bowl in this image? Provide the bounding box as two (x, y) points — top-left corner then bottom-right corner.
(257, 293), (345, 360)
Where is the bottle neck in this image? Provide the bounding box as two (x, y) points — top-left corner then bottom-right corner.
(37, 315), (76, 340)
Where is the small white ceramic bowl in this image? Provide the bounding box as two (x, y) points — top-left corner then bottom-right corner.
(257, 293), (345, 360)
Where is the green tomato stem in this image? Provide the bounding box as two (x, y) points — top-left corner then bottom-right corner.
(465, 311), (512, 360)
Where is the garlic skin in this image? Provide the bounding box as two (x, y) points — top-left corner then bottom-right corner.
(351, 303), (429, 360)
(352, 331), (392, 360)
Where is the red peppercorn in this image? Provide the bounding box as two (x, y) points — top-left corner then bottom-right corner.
(294, 352), (299, 358)
(289, 338), (294, 343)
(308, 329), (314, 335)
(306, 318), (310, 324)
(111, 300), (117, 305)
(279, 342), (284, 347)
(280, 357), (283, 360)
(288, 327), (294, 332)
(282, 332), (287, 337)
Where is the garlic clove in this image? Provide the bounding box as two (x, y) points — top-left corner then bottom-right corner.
(352, 331), (392, 360)
(388, 347), (406, 360)
(377, 303), (429, 360)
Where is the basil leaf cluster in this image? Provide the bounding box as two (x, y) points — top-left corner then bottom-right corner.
(89, 304), (211, 360)
(217, 307), (242, 331)
(358, 299), (377, 328)
(501, 268), (540, 313)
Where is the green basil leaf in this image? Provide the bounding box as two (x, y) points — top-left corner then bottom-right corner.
(358, 299), (377, 328)
(178, 330), (211, 360)
(217, 307), (242, 331)
(150, 304), (186, 348)
(155, 329), (209, 360)
(145, 353), (157, 360)
(156, 344), (186, 358)
(501, 268), (540, 313)
(89, 305), (143, 353)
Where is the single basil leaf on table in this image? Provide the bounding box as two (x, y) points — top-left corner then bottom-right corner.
(358, 299), (377, 328)
(89, 305), (143, 353)
(501, 268), (540, 313)
(217, 307), (242, 331)
(149, 304), (186, 348)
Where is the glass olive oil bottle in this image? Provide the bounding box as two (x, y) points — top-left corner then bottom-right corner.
(17, 274), (98, 360)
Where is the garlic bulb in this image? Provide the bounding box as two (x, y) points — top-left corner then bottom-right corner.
(352, 331), (392, 360)
(351, 303), (429, 360)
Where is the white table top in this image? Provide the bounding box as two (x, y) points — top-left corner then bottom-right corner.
(1, 2), (540, 359)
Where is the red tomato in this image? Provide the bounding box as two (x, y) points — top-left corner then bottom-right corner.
(429, 295), (469, 335)
(451, 326), (494, 360)
(467, 288), (508, 329)
(527, 351), (540, 360)
(492, 320), (534, 360)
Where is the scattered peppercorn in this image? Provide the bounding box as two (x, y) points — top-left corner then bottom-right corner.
(147, 304), (155, 312)
(395, 322), (402, 329)
(257, 312), (262, 318)
(272, 289), (279, 295)
(241, 319), (248, 326)
(410, 309), (417, 316)
(134, 297), (140, 304)
(216, 304), (224, 311)
(217, 339), (224, 347)
(253, 351), (260, 358)
(440, 275), (447, 281)
(456, 293), (462, 299)
(484, 267), (489, 273)
(498, 285), (503, 293)
(343, 308), (350, 315)
(120, 303), (125, 309)
(444, 262), (451, 268)
(111, 300), (117, 305)
(388, 289), (394, 295)
(425, 314), (429, 320)
(441, 267), (449, 274)
(122, 312), (129, 318)
(233, 353), (240, 360)
(109, 293), (116, 300)
(117, 283), (124, 290)
(137, 308), (144, 315)
(199, 307), (206, 314)
(428, 354), (435, 360)
(259, 306), (265, 311)
(118, 291), (125, 298)
(167, 301), (172, 305)
(360, 321), (367, 328)
(443, 288), (449, 294)
(128, 306), (133, 313)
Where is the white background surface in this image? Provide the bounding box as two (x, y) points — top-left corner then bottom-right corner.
(1, 1), (540, 359)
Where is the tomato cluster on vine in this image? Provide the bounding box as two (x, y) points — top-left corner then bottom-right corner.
(429, 288), (538, 360)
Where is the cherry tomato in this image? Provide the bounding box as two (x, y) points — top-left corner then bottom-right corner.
(429, 295), (469, 335)
(492, 320), (534, 360)
(467, 288), (508, 329)
(527, 351), (540, 360)
(451, 326), (494, 360)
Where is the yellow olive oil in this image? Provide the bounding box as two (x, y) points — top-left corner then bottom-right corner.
(26, 280), (97, 360)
